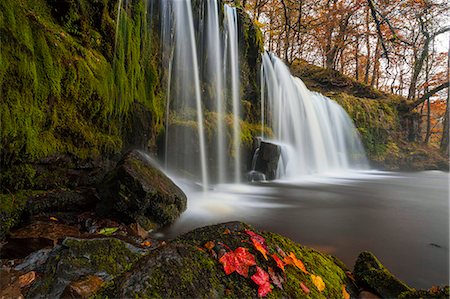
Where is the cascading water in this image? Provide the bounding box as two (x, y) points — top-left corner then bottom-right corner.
(162, 0), (242, 187)
(224, 4), (241, 183)
(206, 0), (226, 183)
(261, 52), (368, 178)
(163, 0), (209, 190)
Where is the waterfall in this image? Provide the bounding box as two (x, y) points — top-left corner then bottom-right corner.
(261, 53), (368, 178)
(206, 0), (226, 183)
(161, 0), (244, 187)
(162, 0), (209, 191)
(224, 5), (241, 183)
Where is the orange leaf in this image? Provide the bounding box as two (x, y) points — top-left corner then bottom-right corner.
(223, 228), (231, 235)
(342, 285), (350, 299)
(284, 252), (308, 273)
(311, 274), (325, 292)
(300, 282), (310, 294)
(18, 271), (36, 288)
(252, 238), (268, 260)
(141, 241), (152, 247)
(204, 241), (215, 250)
(271, 253), (285, 272)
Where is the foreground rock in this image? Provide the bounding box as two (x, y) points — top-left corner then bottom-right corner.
(97, 150), (187, 230)
(100, 222), (359, 298)
(27, 237), (146, 298)
(354, 251), (412, 298)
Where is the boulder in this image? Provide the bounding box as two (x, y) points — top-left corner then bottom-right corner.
(97, 150), (187, 229)
(353, 251), (412, 298)
(101, 222), (359, 298)
(26, 237), (146, 298)
(253, 141), (281, 180)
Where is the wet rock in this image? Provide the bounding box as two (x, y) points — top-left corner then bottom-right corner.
(398, 286), (450, 298)
(253, 141), (281, 180)
(247, 170), (266, 182)
(358, 290), (382, 299)
(353, 251), (412, 298)
(27, 237), (146, 298)
(97, 150), (187, 228)
(1, 222), (81, 259)
(15, 249), (52, 272)
(26, 188), (98, 216)
(61, 275), (104, 298)
(102, 222), (358, 298)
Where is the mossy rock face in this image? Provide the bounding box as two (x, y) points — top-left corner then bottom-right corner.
(103, 221), (358, 298)
(399, 286), (450, 299)
(26, 237), (146, 298)
(97, 150), (187, 228)
(354, 251), (412, 298)
(0, 191), (45, 239)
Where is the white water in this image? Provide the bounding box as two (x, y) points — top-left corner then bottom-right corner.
(261, 53), (368, 178)
(224, 5), (241, 183)
(206, 0), (226, 183)
(163, 0), (209, 191)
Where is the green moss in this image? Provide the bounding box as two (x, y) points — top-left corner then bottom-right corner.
(0, 190), (45, 237)
(354, 251), (412, 298)
(0, 0), (162, 191)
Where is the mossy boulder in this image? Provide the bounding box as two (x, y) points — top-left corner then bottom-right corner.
(101, 221), (358, 298)
(97, 150), (187, 229)
(0, 190), (46, 239)
(27, 237), (146, 298)
(354, 251), (412, 298)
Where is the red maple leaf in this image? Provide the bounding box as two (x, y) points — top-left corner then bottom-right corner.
(271, 253), (285, 272)
(245, 230), (266, 245)
(251, 266), (272, 297)
(219, 247), (256, 277)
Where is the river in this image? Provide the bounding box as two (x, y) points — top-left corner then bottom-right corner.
(157, 171), (449, 288)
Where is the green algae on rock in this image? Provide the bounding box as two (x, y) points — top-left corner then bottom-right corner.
(354, 251), (412, 298)
(102, 221), (358, 298)
(26, 237), (146, 298)
(97, 150), (187, 229)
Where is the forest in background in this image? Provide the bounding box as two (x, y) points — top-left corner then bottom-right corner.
(242, 0), (449, 153)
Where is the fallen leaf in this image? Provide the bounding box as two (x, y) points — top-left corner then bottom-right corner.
(342, 285), (350, 299)
(252, 238), (268, 260)
(18, 271), (36, 288)
(276, 246), (287, 258)
(284, 252), (308, 273)
(251, 266), (272, 297)
(223, 228), (231, 235)
(219, 251), (236, 275)
(271, 253), (285, 272)
(245, 230), (265, 244)
(49, 217), (58, 221)
(141, 241), (152, 247)
(300, 282), (310, 294)
(98, 227), (118, 236)
(204, 241), (215, 250)
(268, 267), (283, 290)
(219, 247), (256, 277)
(311, 274), (325, 292)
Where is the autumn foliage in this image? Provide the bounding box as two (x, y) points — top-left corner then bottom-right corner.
(203, 228), (350, 297)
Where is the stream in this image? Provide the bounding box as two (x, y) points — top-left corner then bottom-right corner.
(157, 170), (449, 289)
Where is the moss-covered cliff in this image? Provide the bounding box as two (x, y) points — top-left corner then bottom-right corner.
(291, 60), (448, 171)
(0, 0), (162, 191)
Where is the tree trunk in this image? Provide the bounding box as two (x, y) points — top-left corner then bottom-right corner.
(440, 37), (449, 154)
(364, 7), (371, 84)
